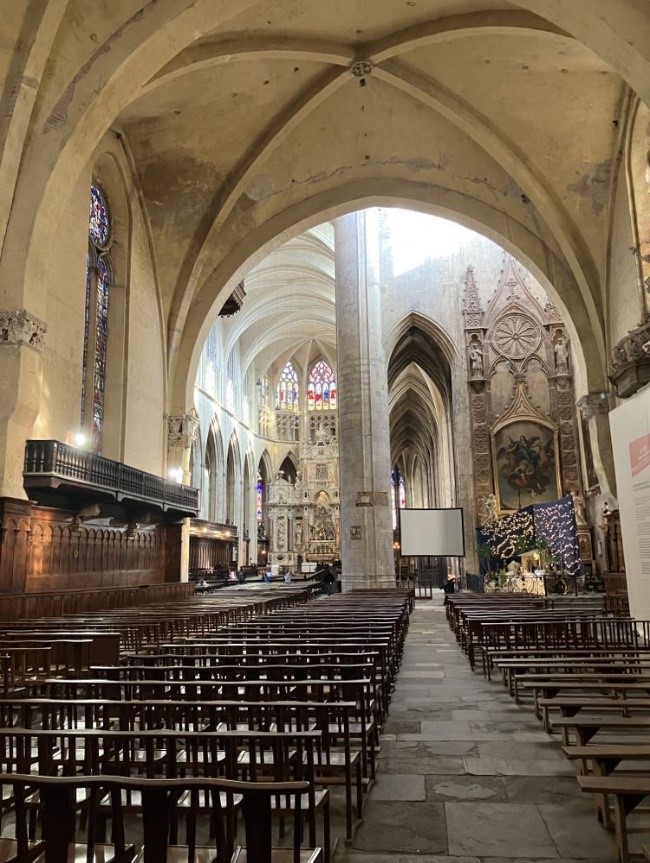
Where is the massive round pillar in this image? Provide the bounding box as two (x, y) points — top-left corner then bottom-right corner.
(335, 210), (395, 590)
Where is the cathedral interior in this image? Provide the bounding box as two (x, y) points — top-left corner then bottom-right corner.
(0, 4), (649, 857)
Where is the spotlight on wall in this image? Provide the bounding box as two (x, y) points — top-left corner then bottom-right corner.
(73, 432), (87, 448)
(168, 467), (183, 483)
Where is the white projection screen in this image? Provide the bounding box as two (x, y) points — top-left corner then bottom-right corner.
(399, 508), (465, 557)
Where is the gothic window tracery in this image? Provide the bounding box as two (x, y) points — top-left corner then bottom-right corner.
(307, 360), (337, 410)
(81, 182), (112, 453)
(275, 361), (299, 410)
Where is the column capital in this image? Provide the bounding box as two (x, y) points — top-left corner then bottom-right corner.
(166, 409), (200, 484)
(166, 408), (200, 449)
(577, 392), (611, 421)
(0, 309), (46, 351)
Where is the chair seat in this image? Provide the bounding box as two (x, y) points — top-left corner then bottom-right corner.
(43, 844), (136, 863)
(134, 846), (216, 863)
(237, 750), (297, 766)
(232, 847), (322, 863)
(175, 790), (243, 810)
(270, 790), (328, 813)
(0, 837), (44, 863)
(316, 750), (361, 768)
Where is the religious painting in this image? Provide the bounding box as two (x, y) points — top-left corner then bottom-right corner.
(492, 421), (560, 511)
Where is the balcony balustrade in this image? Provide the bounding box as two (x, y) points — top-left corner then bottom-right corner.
(23, 440), (199, 518)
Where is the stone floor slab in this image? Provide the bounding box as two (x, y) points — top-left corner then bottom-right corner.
(352, 801), (447, 853)
(369, 773), (426, 800)
(446, 802), (557, 858)
(538, 802), (617, 859)
(425, 774), (506, 802)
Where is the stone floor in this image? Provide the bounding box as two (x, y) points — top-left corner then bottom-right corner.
(335, 598), (622, 863)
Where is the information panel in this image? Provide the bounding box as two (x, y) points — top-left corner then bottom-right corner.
(399, 508), (465, 557)
(610, 386), (650, 620)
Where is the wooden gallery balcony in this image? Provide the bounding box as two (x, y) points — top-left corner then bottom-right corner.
(23, 440), (199, 520)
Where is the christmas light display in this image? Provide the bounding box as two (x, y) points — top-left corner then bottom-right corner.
(531, 495), (581, 578)
(479, 510), (534, 560)
(477, 494), (580, 577)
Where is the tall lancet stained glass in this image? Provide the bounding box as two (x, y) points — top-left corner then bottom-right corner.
(275, 362), (299, 411)
(307, 360), (337, 411)
(81, 183), (112, 453)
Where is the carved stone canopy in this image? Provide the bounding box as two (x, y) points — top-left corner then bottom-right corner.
(609, 312), (650, 398)
(577, 392), (611, 421)
(0, 309), (47, 350)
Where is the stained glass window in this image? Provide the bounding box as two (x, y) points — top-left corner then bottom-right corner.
(275, 361), (299, 411)
(81, 182), (112, 454)
(391, 467), (406, 530)
(256, 472), (264, 523)
(308, 360), (337, 411)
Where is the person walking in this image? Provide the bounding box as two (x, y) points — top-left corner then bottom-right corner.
(324, 563), (336, 595)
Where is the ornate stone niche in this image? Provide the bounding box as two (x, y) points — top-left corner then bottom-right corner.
(463, 255), (584, 521)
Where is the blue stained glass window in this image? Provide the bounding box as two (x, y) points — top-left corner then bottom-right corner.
(89, 184), (110, 247)
(81, 182), (112, 453)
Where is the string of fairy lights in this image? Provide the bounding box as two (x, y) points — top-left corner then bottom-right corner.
(532, 496), (581, 577)
(479, 495), (581, 577)
(480, 510), (534, 560)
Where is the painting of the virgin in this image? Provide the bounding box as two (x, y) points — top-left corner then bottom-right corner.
(493, 421), (560, 510)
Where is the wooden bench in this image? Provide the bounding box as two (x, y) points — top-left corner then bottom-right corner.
(552, 714), (650, 746)
(563, 743), (650, 829)
(578, 775), (650, 862)
(537, 695), (650, 732)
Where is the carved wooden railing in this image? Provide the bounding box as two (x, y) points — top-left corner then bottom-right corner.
(24, 440), (199, 515)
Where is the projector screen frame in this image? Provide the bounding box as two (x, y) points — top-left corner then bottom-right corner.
(398, 507), (466, 558)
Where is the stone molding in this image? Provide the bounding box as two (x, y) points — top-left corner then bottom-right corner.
(0, 309), (46, 350)
(577, 392), (611, 421)
(609, 311), (650, 398)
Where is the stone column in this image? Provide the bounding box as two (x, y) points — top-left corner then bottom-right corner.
(577, 392), (615, 496)
(166, 409), (200, 484)
(334, 211), (394, 590)
(0, 309), (47, 499)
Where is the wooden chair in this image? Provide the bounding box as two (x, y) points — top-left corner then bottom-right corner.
(0, 773), (320, 863)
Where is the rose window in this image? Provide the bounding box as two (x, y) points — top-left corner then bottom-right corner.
(493, 314), (540, 359)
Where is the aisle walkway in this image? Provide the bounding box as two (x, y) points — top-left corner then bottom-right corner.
(336, 599), (618, 863)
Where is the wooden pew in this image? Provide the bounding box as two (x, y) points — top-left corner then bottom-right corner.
(578, 775), (650, 862)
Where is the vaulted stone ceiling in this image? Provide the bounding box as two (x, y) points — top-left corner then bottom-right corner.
(221, 225), (336, 381)
(2, 1), (648, 412)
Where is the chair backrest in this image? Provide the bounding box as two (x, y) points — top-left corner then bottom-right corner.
(1, 773), (310, 863)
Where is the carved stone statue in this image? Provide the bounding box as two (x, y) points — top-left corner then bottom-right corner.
(570, 490), (587, 525)
(468, 340), (483, 378)
(554, 335), (569, 373)
(482, 493), (498, 524)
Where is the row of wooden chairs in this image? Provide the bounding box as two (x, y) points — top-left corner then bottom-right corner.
(0, 587), (412, 862)
(0, 772), (315, 863)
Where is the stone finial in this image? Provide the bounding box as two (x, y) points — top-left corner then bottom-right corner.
(462, 266), (484, 328)
(577, 392), (610, 421)
(0, 309), (46, 350)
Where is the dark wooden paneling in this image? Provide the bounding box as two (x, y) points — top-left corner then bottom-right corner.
(0, 498), (180, 594)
